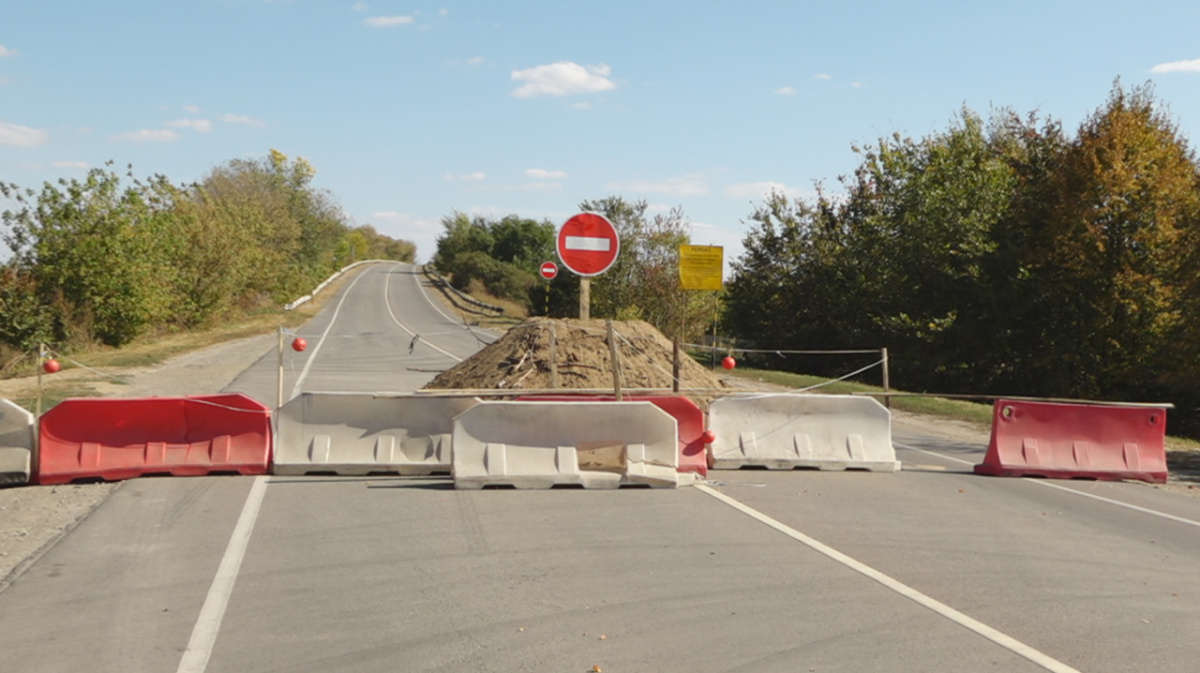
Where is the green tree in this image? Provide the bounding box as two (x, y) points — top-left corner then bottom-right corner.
(432, 212), (553, 305)
(1, 166), (175, 345)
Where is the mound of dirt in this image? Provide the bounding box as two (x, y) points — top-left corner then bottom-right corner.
(423, 318), (728, 394)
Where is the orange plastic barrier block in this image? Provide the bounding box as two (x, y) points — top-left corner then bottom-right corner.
(974, 399), (1168, 484)
(37, 394), (272, 485)
(516, 395), (707, 476)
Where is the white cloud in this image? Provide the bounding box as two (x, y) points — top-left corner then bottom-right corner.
(183, 104), (202, 114)
(221, 113), (266, 127)
(1151, 58), (1200, 74)
(52, 160), (89, 170)
(571, 101), (594, 110)
(467, 56), (484, 66)
(353, 2), (369, 11)
(814, 73), (833, 81)
(445, 172), (486, 182)
(365, 15), (414, 27)
(0, 120), (48, 147)
(111, 129), (179, 143)
(608, 175), (707, 197)
(723, 181), (808, 201)
(526, 168), (566, 179)
(0, 45), (17, 57)
(439, 8), (448, 16)
(511, 61), (616, 98)
(775, 86), (797, 95)
(165, 118), (213, 132)
(850, 81), (863, 88)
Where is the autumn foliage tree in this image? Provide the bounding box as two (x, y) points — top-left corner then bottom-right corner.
(726, 82), (1200, 434)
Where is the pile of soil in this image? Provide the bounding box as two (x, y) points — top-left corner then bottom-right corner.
(423, 318), (728, 395)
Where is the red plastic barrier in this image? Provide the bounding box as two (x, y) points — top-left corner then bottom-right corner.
(516, 395), (707, 476)
(37, 394), (272, 485)
(974, 399), (1168, 483)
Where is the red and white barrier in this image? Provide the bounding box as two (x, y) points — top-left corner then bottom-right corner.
(37, 394), (272, 485)
(974, 400), (1168, 483)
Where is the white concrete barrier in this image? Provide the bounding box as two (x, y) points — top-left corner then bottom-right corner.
(0, 399), (35, 486)
(453, 401), (685, 489)
(708, 394), (899, 472)
(274, 393), (479, 475)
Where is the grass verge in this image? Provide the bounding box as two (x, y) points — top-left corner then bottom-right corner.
(0, 267), (355, 410)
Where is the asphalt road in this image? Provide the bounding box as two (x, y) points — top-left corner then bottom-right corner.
(1, 262), (1199, 673)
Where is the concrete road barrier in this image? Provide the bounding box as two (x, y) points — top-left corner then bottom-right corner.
(515, 394), (708, 476)
(0, 399), (34, 487)
(274, 393), (479, 476)
(708, 393), (899, 472)
(453, 401), (685, 489)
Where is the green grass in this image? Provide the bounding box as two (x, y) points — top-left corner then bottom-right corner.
(726, 367), (1001, 427)
(724, 366), (1200, 454)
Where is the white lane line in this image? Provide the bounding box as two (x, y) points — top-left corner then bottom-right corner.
(406, 263), (498, 350)
(895, 442), (1200, 528)
(176, 476), (270, 673)
(413, 264), (467, 326)
(1031, 480), (1200, 528)
(695, 483), (1082, 673)
(288, 265), (372, 400)
(384, 263), (461, 362)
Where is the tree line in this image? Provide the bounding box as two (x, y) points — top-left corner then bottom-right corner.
(432, 82), (1200, 435)
(725, 82), (1200, 435)
(0, 149), (415, 351)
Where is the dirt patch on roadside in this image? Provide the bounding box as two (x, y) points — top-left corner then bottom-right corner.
(423, 318), (729, 401)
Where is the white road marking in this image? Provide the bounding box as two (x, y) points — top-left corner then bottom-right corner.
(176, 476), (270, 673)
(895, 442), (1200, 528)
(288, 266), (372, 400)
(696, 483), (1083, 673)
(564, 235), (610, 251)
(384, 263), (461, 361)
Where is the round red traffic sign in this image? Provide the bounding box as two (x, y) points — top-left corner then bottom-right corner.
(539, 261), (558, 280)
(556, 213), (620, 277)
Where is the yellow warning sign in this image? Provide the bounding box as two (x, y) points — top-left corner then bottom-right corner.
(679, 245), (724, 290)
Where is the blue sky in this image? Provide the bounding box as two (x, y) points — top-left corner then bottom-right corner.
(3, 1), (1200, 269)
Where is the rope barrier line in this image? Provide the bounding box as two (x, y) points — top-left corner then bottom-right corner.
(728, 358), (887, 399)
(44, 349), (132, 386)
(682, 342), (881, 356)
(179, 397), (274, 415)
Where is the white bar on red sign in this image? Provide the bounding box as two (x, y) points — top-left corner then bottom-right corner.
(565, 236), (611, 252)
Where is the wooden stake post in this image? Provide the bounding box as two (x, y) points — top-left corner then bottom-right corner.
(607, 320), (623, 401)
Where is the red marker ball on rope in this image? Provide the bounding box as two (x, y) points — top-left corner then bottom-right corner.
(701, 429), (717, 445)
(291, 337), (308, 352)
(721, 356), (736, 370)
(43, 358), (61, 374)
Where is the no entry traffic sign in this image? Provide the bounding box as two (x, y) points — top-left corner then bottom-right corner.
(539, 261), (558, 280)
(556, 213), (620, 277)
